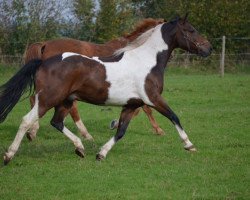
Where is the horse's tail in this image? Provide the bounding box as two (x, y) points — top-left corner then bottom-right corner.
(23, 42), (45, 64)
(0, 59), (43, 123)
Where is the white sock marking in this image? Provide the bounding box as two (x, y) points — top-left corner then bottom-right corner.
(99, 137), (116, 158)
(6, 94), (40, 158)
(62, 126), (84, 149)
(175, 125), (194, 148)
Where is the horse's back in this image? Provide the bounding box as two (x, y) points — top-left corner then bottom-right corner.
(24, 38), (97, 63)
(36, 54), (111, 105)
(23, 42), (44, 64)
(41, 38), (96, 60)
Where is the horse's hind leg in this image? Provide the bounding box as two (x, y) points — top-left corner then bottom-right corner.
(142, 105), (165, 135)
(26, 95), (39, 141)
(96, 106), (138, 160)
(4, 94), (41, 165)
(69, 101), (93, 141)
(152, 96), (196, 152)
(51, 103), (85, 158)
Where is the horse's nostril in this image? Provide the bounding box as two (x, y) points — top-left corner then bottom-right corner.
(209, 47), (213, 54)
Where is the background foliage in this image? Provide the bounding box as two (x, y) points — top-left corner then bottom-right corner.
(0, 0), (249, 55)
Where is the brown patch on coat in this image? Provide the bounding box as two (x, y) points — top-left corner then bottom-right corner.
(36, 55), (110, 114)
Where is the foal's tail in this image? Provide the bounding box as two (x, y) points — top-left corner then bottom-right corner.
(23, 42), (45, 64)
(0, 59), (42, 123)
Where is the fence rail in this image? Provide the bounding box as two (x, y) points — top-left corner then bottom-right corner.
(0, 52), (249, 65)
(0, 36), (249, 75)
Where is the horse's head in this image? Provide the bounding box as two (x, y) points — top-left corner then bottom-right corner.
(174, 14), (212, 57)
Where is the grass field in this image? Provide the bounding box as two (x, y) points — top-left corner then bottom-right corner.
(0, 67), (249, 199)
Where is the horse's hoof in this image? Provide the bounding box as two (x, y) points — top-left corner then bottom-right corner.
(3, 154), (11, 166)
(184, 145), (197, 152)
(109, 119), (118, 130)
(96, 153), (105, 161)
(75, 147), (85, 158)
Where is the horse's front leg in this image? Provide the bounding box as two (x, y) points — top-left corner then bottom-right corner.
(96, 106), (138, 160)
(152, 96), (196, 152)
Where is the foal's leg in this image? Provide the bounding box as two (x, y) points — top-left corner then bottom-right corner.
(109, 106), (164, 135)
(142, 105), (165, 135)
(50, 104), (85, 158)
(4, 94), (40, 165)
(109, 107), (140, 130)
(96, 106), (137, 160)
(26, 95), (39, 141)
(69, 101), (93, 141)
(152, 96), (196, 151)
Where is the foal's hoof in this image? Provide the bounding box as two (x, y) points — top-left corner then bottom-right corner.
(154, 128), (165, 136)
(184, 145), (197, 152)
(109, 119), (118, 130)
(75, 148), (85, 158)
(96, 153), (105, 161)
(3, 154), (11, 166)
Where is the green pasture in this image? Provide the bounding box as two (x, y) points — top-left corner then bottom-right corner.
(0, 66), (249, 199)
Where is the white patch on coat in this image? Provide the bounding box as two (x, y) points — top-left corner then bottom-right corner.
(62, 52), (81, 60)
(62, 52), (104, 65)
(62, 24), (168, 107)
(104, 24), (168, 106)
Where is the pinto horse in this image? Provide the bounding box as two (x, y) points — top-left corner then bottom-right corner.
(24, 18), (165, 142)
(1, 16), (212, 165)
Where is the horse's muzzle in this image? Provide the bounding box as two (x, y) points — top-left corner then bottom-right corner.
(199, 44), (212, 57)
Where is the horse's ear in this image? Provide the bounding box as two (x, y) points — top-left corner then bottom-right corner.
(183, 12), (189, 24)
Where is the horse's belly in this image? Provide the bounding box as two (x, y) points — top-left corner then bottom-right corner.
(105, 81), (139, 105)
(104, 75), (153, 106)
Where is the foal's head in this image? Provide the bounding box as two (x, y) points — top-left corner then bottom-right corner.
(172, 14), (212, 57)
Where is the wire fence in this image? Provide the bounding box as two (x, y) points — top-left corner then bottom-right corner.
(0, 37), (249, 74)
(0, 52), (249, 69)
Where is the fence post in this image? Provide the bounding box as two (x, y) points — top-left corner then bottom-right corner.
(220, 35), (226, 77)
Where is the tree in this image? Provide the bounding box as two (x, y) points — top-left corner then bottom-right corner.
(131, 0), (249, 51)
(0, 0), (66, 55)
(94, 0), (136, 43)
(72, 0), (96, 41)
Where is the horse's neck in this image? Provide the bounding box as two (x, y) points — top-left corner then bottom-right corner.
(142, 25), (177, 70)
(128, 25), (169, 63)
